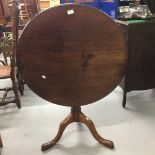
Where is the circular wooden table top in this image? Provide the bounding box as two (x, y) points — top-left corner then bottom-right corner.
(17, 4), (127, 107)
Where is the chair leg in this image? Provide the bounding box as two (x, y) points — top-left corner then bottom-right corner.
(122, 89), (127, 108)
(11, 75), (21, 109)
(0, 75), (21, 108)
(16, 72), (24, 95)
(0, 134), (3, 148)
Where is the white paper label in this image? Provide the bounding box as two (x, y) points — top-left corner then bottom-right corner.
(67, 9), (74, 15)
(42, 75), (46, 79)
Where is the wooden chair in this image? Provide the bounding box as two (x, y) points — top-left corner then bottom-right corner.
(0, 0), (22, 108)
(19, 0), (33, 23)
(8, 0), (33, 24)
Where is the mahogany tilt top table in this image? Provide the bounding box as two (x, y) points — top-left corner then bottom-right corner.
(17, 4), (127, 151)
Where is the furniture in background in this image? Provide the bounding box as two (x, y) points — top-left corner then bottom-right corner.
(144, 0), (155, 14)
(39, 0), (50, 11)
(0, 134), (2, 155)
(118, 0), (151, 20)
(0, 0), (22, 108)
(117, 19), (155, 107)
(8, 0), (40, 24)
(19, 0), (33, 22)
(39, 0), (60, 11)
(18, 0), (40, 22)
(29, 0), (40, 15)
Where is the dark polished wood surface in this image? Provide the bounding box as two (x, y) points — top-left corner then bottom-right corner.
(17, 4), (127, 107)
(127, 22), (155, 91)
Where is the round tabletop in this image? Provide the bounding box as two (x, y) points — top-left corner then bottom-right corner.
(17, 4), (127, 107)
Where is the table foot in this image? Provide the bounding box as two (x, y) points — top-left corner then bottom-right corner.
(79, 112), (114, 149)
(42, 113), (73, 151)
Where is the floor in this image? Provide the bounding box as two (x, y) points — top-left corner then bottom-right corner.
(0, 79), (155, 155)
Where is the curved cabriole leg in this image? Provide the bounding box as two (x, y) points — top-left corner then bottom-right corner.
(41, 113), (74, 151)
(79, 112), (114, 149)
(42, 107), (114, 152)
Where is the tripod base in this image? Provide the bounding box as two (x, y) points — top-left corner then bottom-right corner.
(41, 107), (114, 151)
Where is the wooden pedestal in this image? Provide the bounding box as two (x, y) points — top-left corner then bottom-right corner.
(41, 107), (114, 151)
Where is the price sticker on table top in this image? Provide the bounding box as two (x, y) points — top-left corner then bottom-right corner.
(67, 9), (74, 15)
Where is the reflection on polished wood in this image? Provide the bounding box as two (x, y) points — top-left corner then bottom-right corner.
(42, 107), (114, 151)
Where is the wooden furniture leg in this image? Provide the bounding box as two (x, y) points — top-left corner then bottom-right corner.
(122, 89), (127, 108)
(79, 111), (114, 148)
(10, 71), (21, 109)
(42, 107), (114, 151)
(121, 75), (127, 108)
(0, 134), (3, 148)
